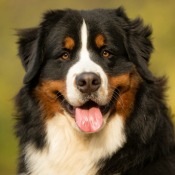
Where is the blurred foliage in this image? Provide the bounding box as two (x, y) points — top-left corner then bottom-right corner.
(0, 0), (175, 174)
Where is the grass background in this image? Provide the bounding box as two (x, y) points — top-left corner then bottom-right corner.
(0, 0), (175, 174)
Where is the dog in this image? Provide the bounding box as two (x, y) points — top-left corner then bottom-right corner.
(15, 7), (175, 175)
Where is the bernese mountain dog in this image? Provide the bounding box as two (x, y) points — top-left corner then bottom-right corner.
(15, 7), (175, 175)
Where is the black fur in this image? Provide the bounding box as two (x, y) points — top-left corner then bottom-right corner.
(15, 7), (175, 175)
(98, 80), (175, 174)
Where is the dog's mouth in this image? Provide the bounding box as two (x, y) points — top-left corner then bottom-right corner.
(56, 91), (118, 133)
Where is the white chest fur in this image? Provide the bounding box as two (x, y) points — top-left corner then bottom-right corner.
(25, 113), (126, 175)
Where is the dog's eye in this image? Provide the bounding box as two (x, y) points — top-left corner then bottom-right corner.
(102, 50), (111, 59)
(60, 52), (70, 61)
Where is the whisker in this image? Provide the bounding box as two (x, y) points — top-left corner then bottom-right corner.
(108, 87), (127, 114)
(113, 90), (127, 114)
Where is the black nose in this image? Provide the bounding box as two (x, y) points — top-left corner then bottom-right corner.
(76, 72), (101, 93)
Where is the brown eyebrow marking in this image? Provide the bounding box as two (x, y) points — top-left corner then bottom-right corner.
(64, 37), (75, 50)
(95, 34), (105, 48)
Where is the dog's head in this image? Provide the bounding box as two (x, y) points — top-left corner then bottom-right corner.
(17, 8), (154, 133)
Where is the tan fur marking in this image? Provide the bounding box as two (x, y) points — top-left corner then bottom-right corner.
(64, 37), (75, 50)
(34, 80), (66, 119)
(95, 34), (105, 48)
(108, 70), (142, 119)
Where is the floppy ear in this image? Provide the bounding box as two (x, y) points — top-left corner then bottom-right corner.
(127, 18), (155, 82)
(116, 7), (155, 82)
(17, 28), (42, 84)
(17, 10), (66, 84)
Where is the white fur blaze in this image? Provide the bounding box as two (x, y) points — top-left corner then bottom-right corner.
(66, 20), (108, 107)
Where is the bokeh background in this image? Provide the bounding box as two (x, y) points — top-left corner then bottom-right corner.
(0, 0), (175, 174)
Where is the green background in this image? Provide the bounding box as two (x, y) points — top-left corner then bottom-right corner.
(0, 0), (175, 174)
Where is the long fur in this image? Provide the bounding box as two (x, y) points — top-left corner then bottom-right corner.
(15, 7), (175, 175)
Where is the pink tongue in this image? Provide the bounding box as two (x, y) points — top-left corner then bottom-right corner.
(75, 107), (103, 133)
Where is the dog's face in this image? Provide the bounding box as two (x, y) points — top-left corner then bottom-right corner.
(17, 8), (153, 133)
